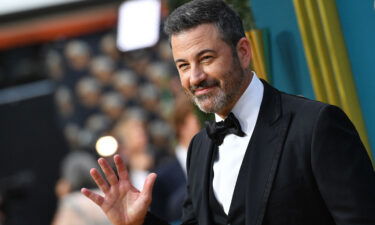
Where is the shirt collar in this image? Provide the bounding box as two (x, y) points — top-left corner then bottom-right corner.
(215, 73), (264, 134)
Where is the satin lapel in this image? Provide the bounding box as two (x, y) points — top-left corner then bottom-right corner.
(245, 81), (292, 225)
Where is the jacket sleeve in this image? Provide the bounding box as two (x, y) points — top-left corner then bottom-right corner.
(311, 105), (375, 224)
(143, 212), (170, 225)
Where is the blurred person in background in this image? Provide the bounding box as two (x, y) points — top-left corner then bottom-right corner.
(90, 55), (115, 92)
(45, 50), (64, 82)
(156, 39), (179, 89)
(64, 40), (91, 86)
(146, 61), (172, 92)
(145, 61), (175, 118)
(52, 151), (111, 225)
(84, 113), (112, 138)
(99, 33), (121, 63)
(123, 50), (152, 84)
(148, 119), (174, 167)
(54, 86), (80, 148)
(112, 69), (139, 107)
(150, 94), (200, 223)
(54, 86), (75, 123)
(75, 77), (101, 126)
(113, 115), (154, 191)
(64, 40), (91, 71)
(139, 83), (163, 121)
(100, 91), (125, 123)
(59, 77), (101, 149)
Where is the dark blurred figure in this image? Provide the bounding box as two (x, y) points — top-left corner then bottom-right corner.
(75, 77), (101, 125)
(52, 151), (111, 225)
(148, 119), (174, 166)
(99, 34), (121, 63)
(45, 50), (64, 82)
(151, 95), (201, 222)
(0, 171), (35, 225)
(139, 83), (162, 121)
(145, 61), (174, 119)
(123, 50), (152, 84)
(100, 91), (125, 123)
(90, 56), (115, 92)
(54, 86), (75, 123)
(63, 40), (91, 87)
(67, 77), (102, 149)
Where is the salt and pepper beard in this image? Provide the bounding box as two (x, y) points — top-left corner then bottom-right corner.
(185, 53), (247, 114)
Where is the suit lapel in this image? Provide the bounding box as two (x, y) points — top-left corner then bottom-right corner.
(245, 80), (292, 225)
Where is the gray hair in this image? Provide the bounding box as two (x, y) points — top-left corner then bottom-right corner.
(113, 70), (137, 87)
(90, 55), (115, 74)
(164, 0), (245, 49)
(101, 91), (125, 109)
(76, 77), (101, 94)
(64, 40), (90, 58)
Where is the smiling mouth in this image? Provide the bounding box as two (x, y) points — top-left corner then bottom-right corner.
(193, 86), (216, 96)
(190, 79), (220, 96)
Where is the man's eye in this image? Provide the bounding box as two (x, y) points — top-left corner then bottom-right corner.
(200, 56), (213, 63)
(178, 63), (189, 70)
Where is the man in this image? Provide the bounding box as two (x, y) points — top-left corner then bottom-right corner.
(81, 1), (375, 225)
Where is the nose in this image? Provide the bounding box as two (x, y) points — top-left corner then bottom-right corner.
(190, 65), (207, 87)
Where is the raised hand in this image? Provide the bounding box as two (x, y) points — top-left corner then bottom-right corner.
(81, 154), (157, 225)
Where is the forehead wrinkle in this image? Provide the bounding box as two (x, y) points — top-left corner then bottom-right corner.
(175, 49), (216, 64)
(172, 37), (218, 60)
(171, 24), (223, 62)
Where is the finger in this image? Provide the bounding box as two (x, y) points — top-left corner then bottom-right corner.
(81, 188), (104, 206)
(140, 173), (157, 203)
(90, 168), (110, 193)
(98, 158), (118, 186)
(114, 154), (129, 181)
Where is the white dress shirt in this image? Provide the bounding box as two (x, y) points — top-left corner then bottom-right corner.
(175, 144), (188, 177)
(212, 74), (264, 214)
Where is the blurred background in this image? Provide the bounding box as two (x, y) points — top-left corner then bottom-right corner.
(0, 0), (374, 224)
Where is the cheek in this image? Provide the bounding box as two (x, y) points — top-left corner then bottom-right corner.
(203, 62), (225, 80)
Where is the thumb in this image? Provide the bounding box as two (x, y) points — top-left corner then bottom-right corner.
(139, 173), (157, 203)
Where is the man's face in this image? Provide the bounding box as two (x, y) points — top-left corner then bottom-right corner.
(171, 24), (246, 115)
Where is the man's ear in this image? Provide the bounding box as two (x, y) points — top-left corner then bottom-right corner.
(236, 37), (252, 69)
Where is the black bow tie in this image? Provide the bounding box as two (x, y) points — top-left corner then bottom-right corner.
(205, 112), (245, 146)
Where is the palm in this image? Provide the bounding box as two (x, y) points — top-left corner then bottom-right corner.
(82, 155), (156, 225)
(102, 181), (143, 224)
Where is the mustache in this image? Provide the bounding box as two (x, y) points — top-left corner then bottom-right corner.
(190, 79), (220, 92)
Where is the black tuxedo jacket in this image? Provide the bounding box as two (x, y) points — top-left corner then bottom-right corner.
(145, 81), (375, 225)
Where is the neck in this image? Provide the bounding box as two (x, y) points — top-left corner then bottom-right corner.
(217, 71), (253, 118)
(179, 136), (191, 149)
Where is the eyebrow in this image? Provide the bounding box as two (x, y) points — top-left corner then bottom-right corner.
(174, 49), (216, 64)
